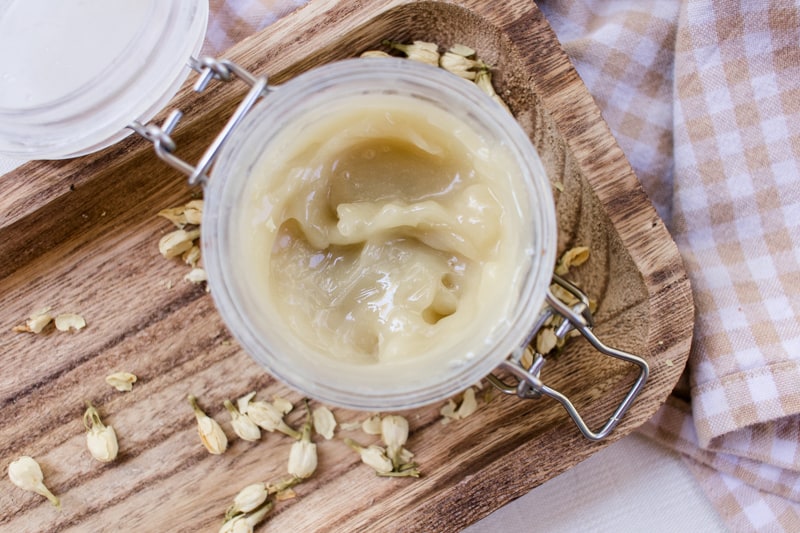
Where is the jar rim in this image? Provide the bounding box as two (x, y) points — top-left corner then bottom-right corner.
(203, 58), (557, 410)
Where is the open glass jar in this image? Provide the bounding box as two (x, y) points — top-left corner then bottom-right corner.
(0, 0), (648, 440)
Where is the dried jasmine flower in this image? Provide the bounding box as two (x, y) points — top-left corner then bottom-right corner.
(360, 50), (391, 58)
(555, 246), (590, 276)
(448, 43), (476, 57)
(361, 414), (382, 435)
(384, 40), (439, 66)
(312, 406), (337, 440)
(7, 456), (60, 508)
(224, 400), (262, 442)
(183, 199), (204, 225)
(83, 402), (119, 463)
(474, 69), (512, 113)
(184, 268), (208, 284)
(54, 313), (86, 332)
(12, 307), (53, 334)
(182, 245), (201, 268)
(105, 371), (137, 392)
(238, 393), (300, 440)
(287, 401), (317, 479)
(441, 387), (478, 424)
(158, 206), (188, 228)
(345, 439), (393, 474)
(272, 396), (294, 415)
(380, 415), (409, 468)
(159, 228), (200, 259)
(439, 52), (485, 80)
(188, 395), (228, 455)
(535, 327), (558, 355)
(219, 500), (274, 533)
(225, 482), (268, 520)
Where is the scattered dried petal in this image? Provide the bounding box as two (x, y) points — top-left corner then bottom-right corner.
(275, 487), (297, 501)
(13, 307), (54, 334)
(339, 421), (362, 431)
(456, 387), (478, 418)
(54, 313), (86, 332)
(8, 455), (60, 508)
(272, 396), (293, 415)
(105, 372), (137, 392)
(312, 406), (337, 440)
(83, 402), (119, 463)
(188, 395), (228, 455)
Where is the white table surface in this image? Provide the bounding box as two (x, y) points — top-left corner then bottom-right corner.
(1, 154), (727, 531)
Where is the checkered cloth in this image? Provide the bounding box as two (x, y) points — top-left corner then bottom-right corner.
(203, 1), (800, 530)
(537, 0), (800, 530)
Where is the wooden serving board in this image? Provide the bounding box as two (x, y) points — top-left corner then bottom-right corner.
(0, 1), (693, 531)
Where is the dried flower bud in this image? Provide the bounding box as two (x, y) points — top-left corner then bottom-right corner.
(439, 52), (484, 80)
(105, 371), (137, 392)
(158, 206), (188, 228)
(360, 50), (391, 58)
(159, 229), (200, 259)
(449, 43), (476, 57)
(312, 406), (337, 440)
(361, 414), (382, 435)
(241, 397), (300, 440)
(184, 268), (208, 284)
(272, 396), (293, 414)
(13, 307), (53, 334)
(188, 395), (228, 454)
(441, 387), (478, 423)
(288, 400), (317, 479)
(225, 482), (268, 520)
(345, 438), (393, 474)
(83, 402), (119, 463)
(474, 69), (512, 113)
(381, 415), (409, 451)
(183, 199), (204, 225)
(536, 327), (558, 354)
(54, 313), (86, 332)
(555, 246), (590, 276)
(385, 40), (439, 66)
(288, 439), (317, 479)
(182, 245), (201, 268)
(8, 455), (60, 508)
(219, 500), (273, 533)
(224, 400), (261, 442)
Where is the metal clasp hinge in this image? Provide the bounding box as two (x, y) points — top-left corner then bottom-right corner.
(129, 57), (271, 186)
(488, 275), (649, 441)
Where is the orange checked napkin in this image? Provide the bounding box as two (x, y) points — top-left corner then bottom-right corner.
(538, 0), (800, 530)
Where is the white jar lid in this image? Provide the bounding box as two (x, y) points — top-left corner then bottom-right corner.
(0, 0), (208, 159)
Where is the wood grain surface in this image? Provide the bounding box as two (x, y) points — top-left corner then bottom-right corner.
(0, 1), (694, 531)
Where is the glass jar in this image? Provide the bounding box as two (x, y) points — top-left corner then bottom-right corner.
(0, 0), (208, 159)
(202, 58), (558, 410)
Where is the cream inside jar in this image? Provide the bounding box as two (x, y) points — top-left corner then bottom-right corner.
(204, 59), (556, 409)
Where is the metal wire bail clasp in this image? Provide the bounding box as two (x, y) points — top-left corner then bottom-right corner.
(129, 57), (271, 186)
(488, 275), (650, 441)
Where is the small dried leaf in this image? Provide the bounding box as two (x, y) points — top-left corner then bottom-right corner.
(105, 371), (137, 392)
(54, 313), (86, 332)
